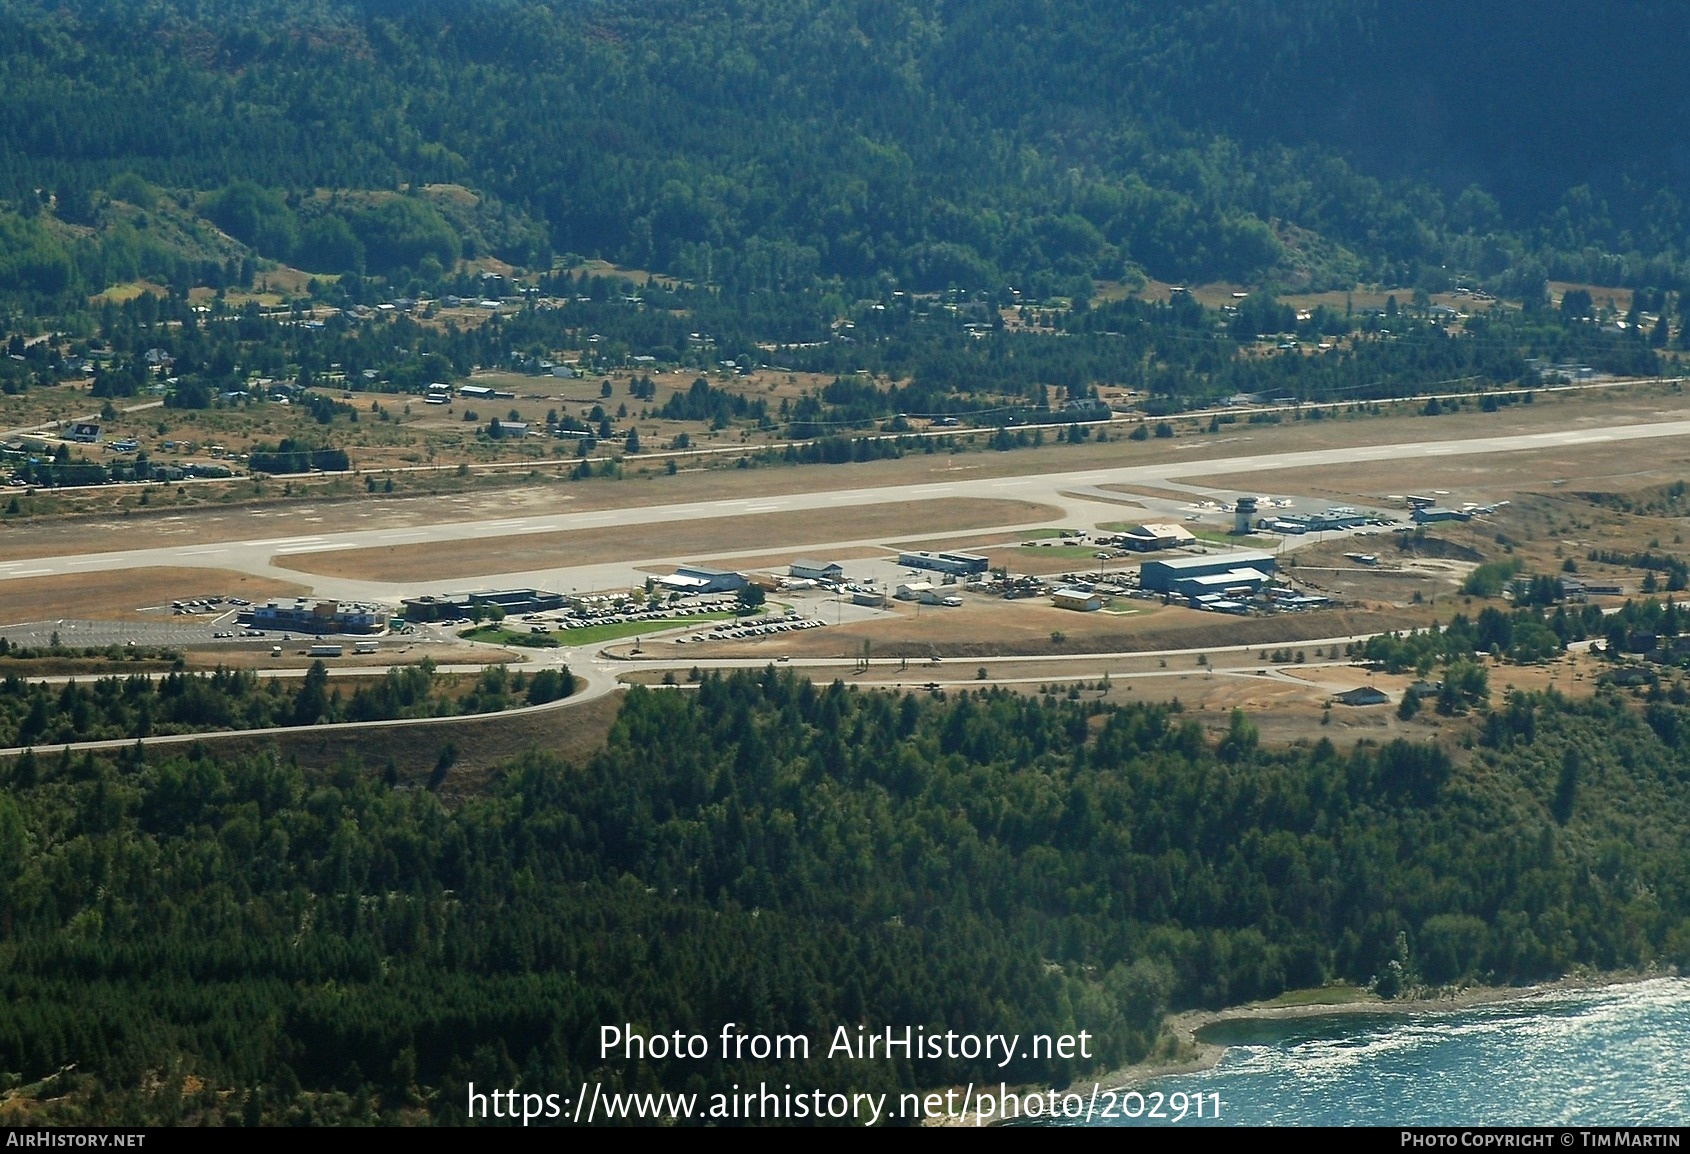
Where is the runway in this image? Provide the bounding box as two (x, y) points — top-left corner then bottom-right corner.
(7, 415), (1689, 603)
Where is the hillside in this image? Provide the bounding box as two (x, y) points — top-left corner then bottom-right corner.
(3, 675), (1690, 1122)
(0, 1), (1686, 307)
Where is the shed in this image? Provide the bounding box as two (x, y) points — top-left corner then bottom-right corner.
(1052, 588), (1103, 612)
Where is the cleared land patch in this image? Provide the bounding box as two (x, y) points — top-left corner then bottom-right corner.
(273, 498), (1060, 582)
(638, 596), (1433, 661)
(192, 689), (624, 797)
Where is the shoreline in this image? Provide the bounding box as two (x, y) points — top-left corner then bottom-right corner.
(928, 968), (1671, 1126)
(1094, 969), (1669, 1094)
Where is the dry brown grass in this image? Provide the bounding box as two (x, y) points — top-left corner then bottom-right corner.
(0, 567), (307, 624)
(693, 546), (890, 572)
(635, 595), (1434, 662)
(8, 377), (1687, 559)
(1196, 436), (1690, 507)
(199, 689), (624, 797)
(274, 497), (1059, 582)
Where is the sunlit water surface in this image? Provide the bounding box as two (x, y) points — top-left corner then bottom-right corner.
(1042, 977), (1690, 1126)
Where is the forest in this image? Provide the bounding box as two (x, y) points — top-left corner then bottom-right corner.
(0, 0), (1682, 453)
(0, 660), (575, 748)
(0, 1), (1688, 311)
(2, 670), (1689, 1123)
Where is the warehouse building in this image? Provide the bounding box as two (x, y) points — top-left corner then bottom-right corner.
(899, 550), (990, 576)
(1169, 567), (1273, 599)
(1139, 551), (1276, 593)
(1112, 523), (1197, 551)
(658, 565), (747, 594)
(790, 559), (845, 582)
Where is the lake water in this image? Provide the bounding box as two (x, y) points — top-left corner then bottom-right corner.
(1049, 976), (1690, 1126)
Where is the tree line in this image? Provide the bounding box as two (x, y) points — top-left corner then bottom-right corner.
(3, 668), (1690, 1123)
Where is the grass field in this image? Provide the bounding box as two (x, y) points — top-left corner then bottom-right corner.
(457, 625), (561, 648)
(554, 614), (737, 645)
(0, 567), (307, 623)
(1256, 986), (1373, 1008)
(463, 613), (736, 647)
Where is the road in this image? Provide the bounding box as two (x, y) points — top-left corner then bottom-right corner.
(7, 415), (1690, 605)
(0, 630), (1386, 758)
(0, 413), (1667, 754)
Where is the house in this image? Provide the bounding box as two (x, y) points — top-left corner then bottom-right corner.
(1333, 686), (1390, 707)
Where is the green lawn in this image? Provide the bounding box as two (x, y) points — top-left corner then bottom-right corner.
(1256, 985), (1373, 1007)
(457, 625), (561, 647)
(548, 613), (737, 647)
(461, 613), (737, 648)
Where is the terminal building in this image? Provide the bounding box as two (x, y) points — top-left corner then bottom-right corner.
(246, 599), (389, 635)
(1258, 508), (1370, 534)
(399, 588), (565, 622)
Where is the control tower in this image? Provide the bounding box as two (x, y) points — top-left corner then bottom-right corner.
(1234, 496), (1258, 536)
